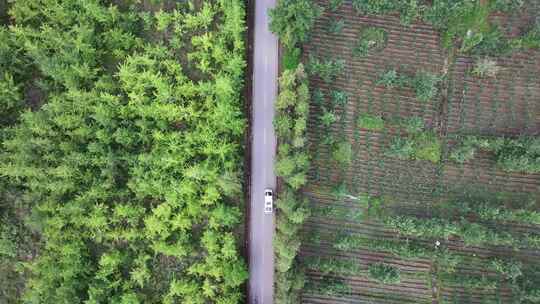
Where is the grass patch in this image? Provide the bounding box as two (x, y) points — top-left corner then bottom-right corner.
(357, 113), (385, 131)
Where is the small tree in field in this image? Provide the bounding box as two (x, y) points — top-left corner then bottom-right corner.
(330, 89), (348, 107)
(308, 56), (345, 84)
(328, 18), (345, 35)
(386, 137), (415, 160)
(353, 27), (388, 57)
(368, 263), (401, 284)
(320, 108), (337, 127)
(377, 69), (441, 102)
(519, 22), (540, 49)
(269, 0), (323, 48)
(472, 57), (501, 78)
(376, 69), (401, 88)
(357, 113), (384, 131)
(386, 131), (441, 163)
(332, 140), (352, 167)
(400, 116), (424, 134)
(412, 71), (442, 102)
(328, 0), (343, 12)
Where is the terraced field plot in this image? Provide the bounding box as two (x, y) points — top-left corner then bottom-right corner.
(299, 1), (540, 303)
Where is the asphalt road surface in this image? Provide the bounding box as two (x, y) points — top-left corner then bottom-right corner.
(248, 0), (278, 303)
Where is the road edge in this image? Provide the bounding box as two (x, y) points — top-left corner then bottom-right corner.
(243, 0), (255, 301)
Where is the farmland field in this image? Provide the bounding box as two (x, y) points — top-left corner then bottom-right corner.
(296, 1), (540, 303)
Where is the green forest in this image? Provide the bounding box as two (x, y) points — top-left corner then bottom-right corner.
(0, 0), (248, 303)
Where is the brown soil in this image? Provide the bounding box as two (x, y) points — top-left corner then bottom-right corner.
(299, 1), (540, 303)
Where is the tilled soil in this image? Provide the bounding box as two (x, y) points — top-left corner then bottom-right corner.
(299, 1), (540, 303)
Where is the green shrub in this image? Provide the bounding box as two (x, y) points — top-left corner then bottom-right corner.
(275, 115), (294, 137)
(439, 1), (490, 51)
(367, 195), (384, 217)
(490, 259), (523, 281)
(377, 69), (441, 102)
(514, 265), (540, 303)
(269, 0), (323, 48)
(460, 30), (485, 53)
(330, 89), (349, 107)
(312, 88), (325, 106)
(520, 23), (540, 49)
(412, 71), (442, 102)
(278, 190), (310, 225)
(477, 204), (540, 226)
(331, 182), (349, 199)
(460, 221), (514, 247)
(495, 137), (540, 173)
(351, 0), (398, 15)
(334, 232), (444, 261)
(401, 192), (540, 245)
(450, 136), (540, 173)
(400, 116), (424, 134)
(332, 140), (353, 166)
(313, 204), (364, 222)
(386, 136), (415, 160)
(348, 0), (524, 53)
(387, 131), (441, 163)
(368, 263), (401, 284)
(0, 27), (32, 126)
(472, 57), (501, 78)
(304, 256), (360, 276)
(398, 0), (421, 25)
(357, 113), (385, 131)
(449, 136), (488, 163)
(328, 0), (344, 12)
(276, 65), (310, 147)
(468, 27), (514, 56)
(441, 273), (499, 291)
(376, 69), (402, 88)
(383, 211), (538, 248)
(307, 56), (345, 84)
(434, 249), (463, 274)
(422, 1), (520, 54)
(0, 219), (18, 260)
(305, 277), (352, 296)
(275, 267), (305, 304)
(449, 143), (476, 163)
(351, 0), (419, 25)
(491, 0), (525, 12)
(353, 27), (388, 57)
(385, 216), (459, 240)
(275, 150), (309, 190)
(413, 131), (442, 163)
(328, 18), (345, 35)
(283, 47), (302, 70)
(321, 108), (337, 127)
(276, 154), (297, 177)
(274, 232), (302, 273)
(0, 72), (23, 125)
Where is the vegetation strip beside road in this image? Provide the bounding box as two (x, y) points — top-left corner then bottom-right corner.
(269, 1), (323, 303)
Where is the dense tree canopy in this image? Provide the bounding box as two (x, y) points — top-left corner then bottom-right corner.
(0, 0), (248, 303)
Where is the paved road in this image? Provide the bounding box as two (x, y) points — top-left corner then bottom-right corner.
(248, 0), (278, 303)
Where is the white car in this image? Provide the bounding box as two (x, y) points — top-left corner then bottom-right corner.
(264, 189), (273, 214)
